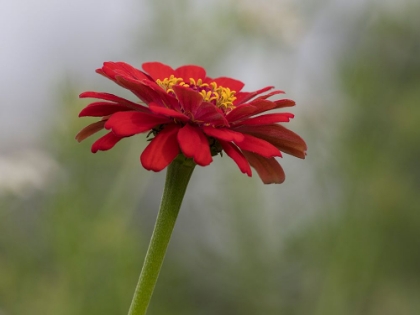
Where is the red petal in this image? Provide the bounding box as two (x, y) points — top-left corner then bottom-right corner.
(91, 132), (123, 153)
(219, 141), (251, 176)
(105, 111), (171, 136)
(202, 126), (244, 142)
(75, 120), (106, 142)
(234, 86), (273, 105)
(244, 99), (296, 119)
(172, 85), (203, 114)
(149, 103), (190, 122)
(142, 62), (175, 80)
(114, 75), (163, 104)
(234, 124), (307, 159)
(234, 134), (281, 158)
(226, 104), (257, 123)
(238, 113), (294, 126)
(228, 99), (294, 123)
(97, 62), (149, 82)
(177, 124), (212, 166)
(79, 91), (150, 112)
(273, 99), (296, 108)
(79, 102), (132, 117)
(139, 80), (182, 111)
(110, 62), (148, 80)
(242, 151), (285, 184)
(212, 77), (245, 92)
(256, 90), (285, 100)
(244, 99), (277, 116)
(140, 124), (180, 171)
(247, 99), (294, 116)
(175, 65), (206, 82)
(194, 102), (229, 126)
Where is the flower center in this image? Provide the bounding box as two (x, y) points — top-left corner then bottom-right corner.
(156, 75), (236, 112)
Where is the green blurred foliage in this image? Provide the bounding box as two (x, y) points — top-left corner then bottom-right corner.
(1, 1), (420, 315)
(285, 4), (420, 315)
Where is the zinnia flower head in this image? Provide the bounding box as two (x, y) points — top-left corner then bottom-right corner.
(76, 62), (307, 184)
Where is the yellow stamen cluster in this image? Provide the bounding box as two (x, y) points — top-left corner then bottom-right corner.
(156, 75), (236, 111)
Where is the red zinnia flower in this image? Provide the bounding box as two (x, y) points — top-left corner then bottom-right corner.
(76, 62), (307, 184)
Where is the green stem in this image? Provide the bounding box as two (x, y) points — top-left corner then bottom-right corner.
(127, 155), (196, 315)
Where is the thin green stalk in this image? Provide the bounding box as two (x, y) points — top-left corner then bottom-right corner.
(127, 155), (196, 315)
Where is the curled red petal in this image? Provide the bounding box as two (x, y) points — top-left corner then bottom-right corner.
(172, 85), (203, 115)
(75, 120), (106, 142)
(106, 62), (148, 80)
(177, 124), (212, 166)
(234, 124), (307, 158)
(97, 62), (150, 82)
(78, 102), (132, 117)
(142, 62), (175, 81)
(242, 151), (285, 184)
(212, 77), (244, 92)
(238, 113), (294, 126)
(234, 134), (281, 158)
(105, 111), (171, 136)
(140, 124), (180, 171)
(202, 126), (244, 142)
(91, 132), (123, 153)
(114, 75), (163, 104)
(219, 141), (251, 176)
(175, 65), (206, 82)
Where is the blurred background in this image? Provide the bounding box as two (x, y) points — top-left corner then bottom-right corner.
(1, 0), (420, 314)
